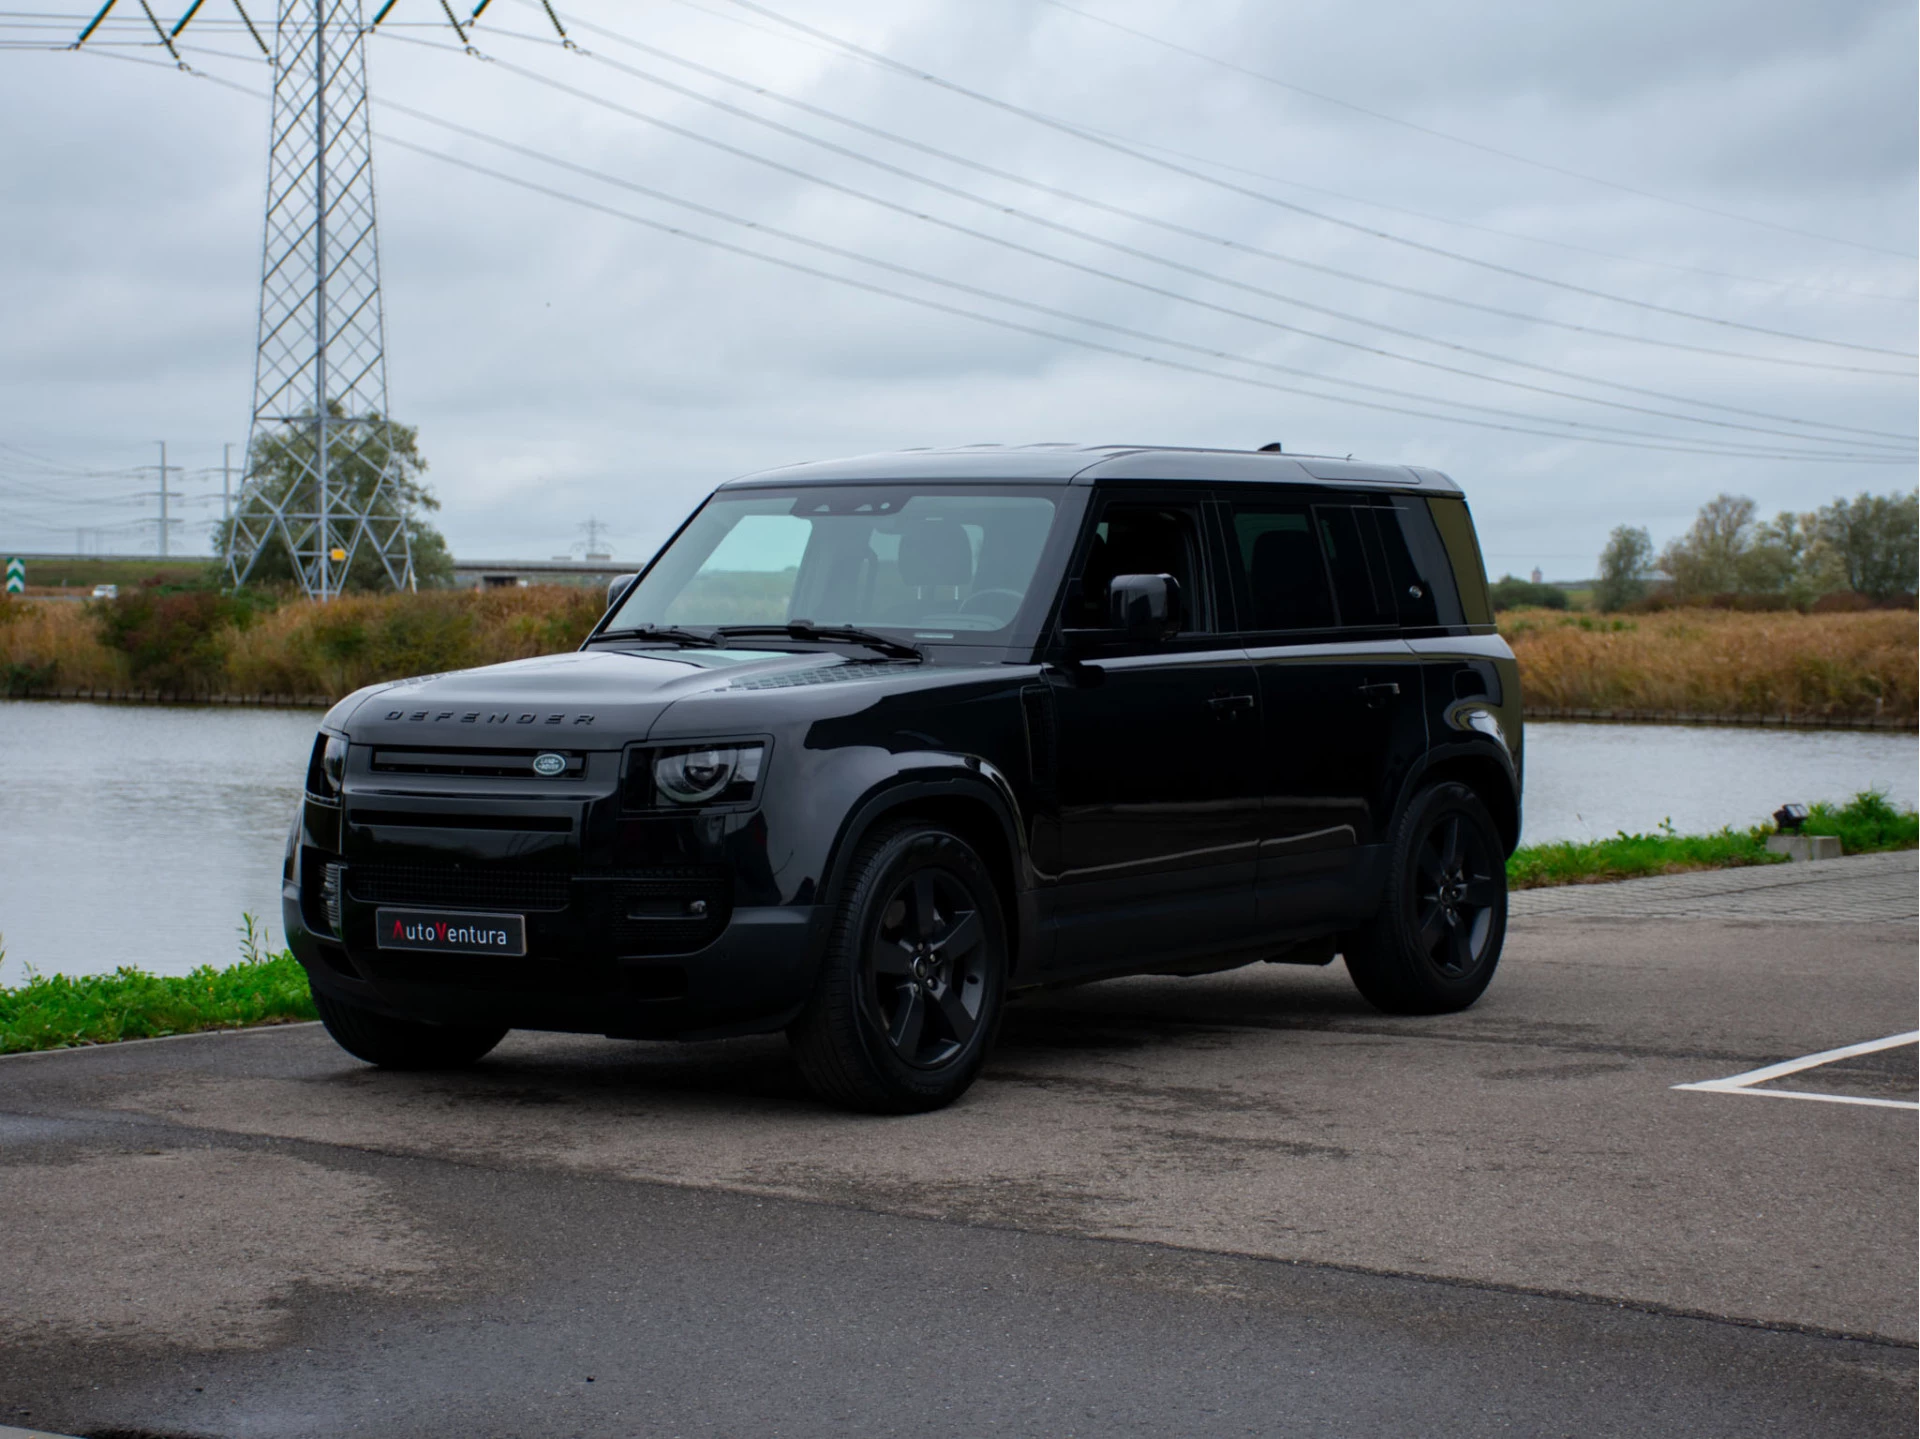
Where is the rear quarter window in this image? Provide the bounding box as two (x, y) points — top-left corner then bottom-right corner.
(1425, 495), (1494, 629)
(1381, 498), (1465, 631)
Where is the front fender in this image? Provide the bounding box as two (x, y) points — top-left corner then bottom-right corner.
(813, 760), (1040, 979)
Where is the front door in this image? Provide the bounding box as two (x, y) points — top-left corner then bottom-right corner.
(1041, 493), (1262, 975)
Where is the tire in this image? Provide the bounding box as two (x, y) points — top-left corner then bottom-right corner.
(788, 822), (1008, 1113)
(1343, 781), (1507, 1015)
(312, 985), (508, 1070)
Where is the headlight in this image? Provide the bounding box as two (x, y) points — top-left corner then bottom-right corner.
(321, 735), (349, 792)
(652, 744), (764, 805)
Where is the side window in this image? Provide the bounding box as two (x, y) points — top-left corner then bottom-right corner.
(1313, 504), (1394, 628)
(1378, 499), (1464, 630)
(1068, 501), (1212, 633)
(1229, 504), (1336, 631)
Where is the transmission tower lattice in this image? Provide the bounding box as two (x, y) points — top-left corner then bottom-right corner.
(226, 0), (414, 598)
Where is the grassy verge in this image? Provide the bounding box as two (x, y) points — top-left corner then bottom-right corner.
(0, 919), (316, 1056)
(1508, 791), (1918, 889)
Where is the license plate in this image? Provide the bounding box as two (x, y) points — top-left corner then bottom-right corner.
(375, 908), (526, 957)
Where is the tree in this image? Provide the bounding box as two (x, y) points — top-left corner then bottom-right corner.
(1658, 494), (1756, 599)
(1816, 491), (1918, 600)
(1593, 525), (1653, 612)
(215, 407), (455, 592)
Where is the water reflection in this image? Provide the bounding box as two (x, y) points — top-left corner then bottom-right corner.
(0, 702), (1913, 980)
(1524, 721), (1916, 845)
(0, 702), (315, 983)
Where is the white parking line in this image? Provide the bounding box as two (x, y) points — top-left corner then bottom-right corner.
(1673, 1031), (1920, 1112)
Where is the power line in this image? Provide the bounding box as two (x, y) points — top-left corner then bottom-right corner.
(1034, 0), (1919, 261)
(452, 18), (1914, 445)
(375, 128), (1910, 464)
(391, 38), (1912, 455)
(710, 0), (1917, 360)
(542, 14), (1916, 383)
(86, 48), (1917, 462)
(1067, 123), (1918, 307)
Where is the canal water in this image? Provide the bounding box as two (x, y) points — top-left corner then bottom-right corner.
(1, 701), (1914, 980)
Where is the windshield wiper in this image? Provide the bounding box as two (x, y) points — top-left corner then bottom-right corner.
(591, 624), (723, 647)
(716, 622), (924, 661)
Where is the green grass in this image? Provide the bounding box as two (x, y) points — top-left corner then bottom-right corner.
(1508, 790), (1917, 890)
(0, 916), (316, 1056)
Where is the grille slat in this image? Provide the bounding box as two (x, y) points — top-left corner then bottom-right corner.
(345, 864), (573, 912)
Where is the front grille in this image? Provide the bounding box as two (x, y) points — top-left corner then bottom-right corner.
(345, 864), (573, 912)
(350, 809), (573, 833)
(370, 747), (585, 778)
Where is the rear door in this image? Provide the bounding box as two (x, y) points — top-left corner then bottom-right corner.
(1222, 489), (1424, 930)
(1041, 489), (1263, 973)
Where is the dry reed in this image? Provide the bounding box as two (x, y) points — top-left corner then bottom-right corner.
(1502, 608), (1917, 722)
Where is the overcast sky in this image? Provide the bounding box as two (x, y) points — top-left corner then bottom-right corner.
(0, 0), (1914, 577)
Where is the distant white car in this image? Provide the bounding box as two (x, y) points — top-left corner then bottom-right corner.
(91, 584), (118, 599)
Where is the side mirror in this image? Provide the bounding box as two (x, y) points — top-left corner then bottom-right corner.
(606, 573), (638, 611)
(1109, 573), (1182, 642)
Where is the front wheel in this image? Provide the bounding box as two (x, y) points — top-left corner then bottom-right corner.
(788, 823), (1008, 1113)
(1343, 781), (1507, 1015)
(312, 986), (508, 1070)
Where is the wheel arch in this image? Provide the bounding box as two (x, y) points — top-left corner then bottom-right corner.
(818, 770), (1034, 979)
(1402, 744), (1522, 856)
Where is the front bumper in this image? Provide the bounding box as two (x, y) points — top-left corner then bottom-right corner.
(285, 847), (828, 1039)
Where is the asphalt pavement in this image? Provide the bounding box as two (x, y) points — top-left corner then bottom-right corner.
(1, 852), (1914, 1437)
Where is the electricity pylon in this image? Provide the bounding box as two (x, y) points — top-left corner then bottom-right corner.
(224, 0), (413, 599)
(71, 0), (565, 595)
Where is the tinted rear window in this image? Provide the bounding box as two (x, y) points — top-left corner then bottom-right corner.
(1380, 498), (1464, 629)
(1314, 506), (1394, 627)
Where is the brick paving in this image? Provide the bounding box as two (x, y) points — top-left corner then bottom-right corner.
(1510, 849), (1918, 923)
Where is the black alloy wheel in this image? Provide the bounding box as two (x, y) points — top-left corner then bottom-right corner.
(1343, 781), (1507, 1015)
(789, 823), (1008, 1113)
(1411, 810), (1503, 978)
(867, 868), (993, 1068)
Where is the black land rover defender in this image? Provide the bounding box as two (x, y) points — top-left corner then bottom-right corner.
(286, 445), (1521, 1112)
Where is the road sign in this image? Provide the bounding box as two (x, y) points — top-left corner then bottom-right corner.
(4, 557), (22, 594)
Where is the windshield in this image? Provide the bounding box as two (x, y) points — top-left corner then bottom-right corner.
(607, 487), (1061, 637)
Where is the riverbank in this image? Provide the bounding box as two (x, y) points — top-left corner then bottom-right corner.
(4, 794), (1910, 1054)
(4, 590), (1915, 722)
(1, 585), (603, 701)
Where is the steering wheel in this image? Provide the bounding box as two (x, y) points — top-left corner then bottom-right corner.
(956, 588), (1025, 623)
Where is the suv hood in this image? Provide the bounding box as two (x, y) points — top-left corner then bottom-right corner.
(333, 646), (905, 745)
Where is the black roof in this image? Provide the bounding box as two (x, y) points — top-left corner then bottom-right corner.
(722, 443), (1460, 493)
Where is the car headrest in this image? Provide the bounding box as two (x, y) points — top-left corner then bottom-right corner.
(897, 519), (975, 589)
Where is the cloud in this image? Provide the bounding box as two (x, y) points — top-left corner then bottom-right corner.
(0, 0), (1912, 574)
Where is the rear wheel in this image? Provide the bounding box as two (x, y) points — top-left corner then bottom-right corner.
(312, 985), (508, 1070)
(789, 822), (1007, 1113)
(1343, 781), (1506, 1014)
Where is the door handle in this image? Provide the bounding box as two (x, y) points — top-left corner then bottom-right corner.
(1207, 693), (1256, 717)
(1357, 682), (1401, 708)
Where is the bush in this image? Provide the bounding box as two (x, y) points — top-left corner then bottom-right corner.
(93, 581), (258, 694)
(1801, 790), (1920, 852)
(1489, 575), (1568, 612)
